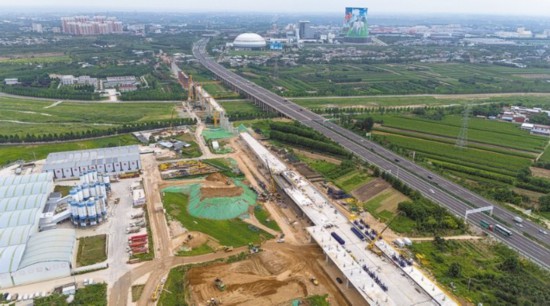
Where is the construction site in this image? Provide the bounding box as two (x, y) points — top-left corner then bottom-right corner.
(0, 69), (460, 306)
(121, 74), (456, 305)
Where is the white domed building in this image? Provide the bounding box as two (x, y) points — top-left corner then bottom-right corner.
(233, 33), (266, 50)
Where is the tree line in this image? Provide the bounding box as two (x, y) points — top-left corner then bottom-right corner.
(268, 122), (351, 157)
(0, 118), (196, 144)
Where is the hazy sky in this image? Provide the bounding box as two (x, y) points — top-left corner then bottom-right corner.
(3, 0), (550, 16)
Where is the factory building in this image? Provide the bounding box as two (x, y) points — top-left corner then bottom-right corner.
(43, 145), (141, 180)
(0, 173), (76, 288)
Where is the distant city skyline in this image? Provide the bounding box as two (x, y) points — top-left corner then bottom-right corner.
(2, 0), (550, 17)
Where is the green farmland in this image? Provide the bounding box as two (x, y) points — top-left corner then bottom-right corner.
(0, 96), (176, 136)
(371, 114), (546, 152)
(0, 134), (139, 166)
(219, 100), (262, 114)
(357, 111), (550, 210)
(235, 62), (550, 97)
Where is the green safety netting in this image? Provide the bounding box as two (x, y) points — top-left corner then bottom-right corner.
(202, 128), (235, 141)
(237, 124), (249, 133)
(163, 179), (257, 220)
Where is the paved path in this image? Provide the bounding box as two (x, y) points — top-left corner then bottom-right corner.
(409, 235), (483, 242)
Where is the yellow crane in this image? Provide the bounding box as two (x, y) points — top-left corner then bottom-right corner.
(213, 110), (220, 127)
(367, 212), (401, 255)
(169, 105), (177, 133)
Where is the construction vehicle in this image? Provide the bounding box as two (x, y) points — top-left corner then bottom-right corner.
(224, 246), (233, 252)
(151, 282), (162, 301)
(214, 278), (226, 291)
(367, 213), (401, 256)
(310, 277), (319, 286)
(248, 242), (261, 253)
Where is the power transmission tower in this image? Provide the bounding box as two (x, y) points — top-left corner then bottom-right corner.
(455, 105), (471, 149)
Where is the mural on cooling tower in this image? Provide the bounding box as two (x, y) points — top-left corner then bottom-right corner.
(344, 7), (369, 38)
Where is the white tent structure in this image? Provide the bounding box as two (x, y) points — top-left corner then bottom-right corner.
(0, 173), (76, 288)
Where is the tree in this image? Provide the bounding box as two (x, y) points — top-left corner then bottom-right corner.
(434, 236), (447, 251)
(448, 262), (462, 278)
(538, 194), (550, 212)
(500, 255), (521, 272)
(355, 117), (374, 132)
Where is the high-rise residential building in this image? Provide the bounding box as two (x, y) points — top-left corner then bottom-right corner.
(60, 16), (123, 35)
(31, 23), (43, 33)
(298, 21), (315, 40)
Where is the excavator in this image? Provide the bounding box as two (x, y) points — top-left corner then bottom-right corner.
(366, 212), (401, 256)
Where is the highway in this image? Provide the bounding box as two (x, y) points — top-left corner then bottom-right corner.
(193, 39), (550, 269)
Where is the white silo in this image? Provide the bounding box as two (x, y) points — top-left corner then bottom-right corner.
(87, 171), (94, 184)
(69, 188), (78, 201)
(69, 200), (79, 225)
(79, 171), (87, 185)
(90, 182), (97, 197)
(82, 183), (90, 199)
(99, 195), (107, 216)
(78, 202), (87, 226)
(87, 199), (97, 225)
(95, 183), (101, 197)
(103, 174), (110, 185)
(99, 183), (107, 197)
(95, 199), (103, 222)
(76, 186), (83, 202)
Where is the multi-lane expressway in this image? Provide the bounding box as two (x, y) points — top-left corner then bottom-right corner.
(193, 39), (550, 269)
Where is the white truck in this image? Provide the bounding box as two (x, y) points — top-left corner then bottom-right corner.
(513, 216), (523, 224)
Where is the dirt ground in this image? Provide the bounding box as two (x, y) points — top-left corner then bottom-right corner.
(294, 163), (323, 180)
(530, 167), (550, 179)
(187, 243), (350, 306)
(201, 173), (243, 199)
(293, 148), (342, 165)
(352, 178), (390, 202)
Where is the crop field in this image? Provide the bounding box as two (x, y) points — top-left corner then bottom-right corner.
(219, 100), (262, 114)
(163, 192), (272, 247)
(0, 96), (175, 136)
(539, 146), (550, 163)
(292, 94), (550, 109)
(202, 82), (240, 99)
(333, 170), (372, 193)
(236, 62), (550, 97)
(375, 133), (532, 176)
(370, 114), (546, 152)
(0, 54), (72, 64)
(0, 134), (139, 166)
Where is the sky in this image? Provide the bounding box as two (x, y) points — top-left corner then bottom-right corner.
(2, 0), (550, 16)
